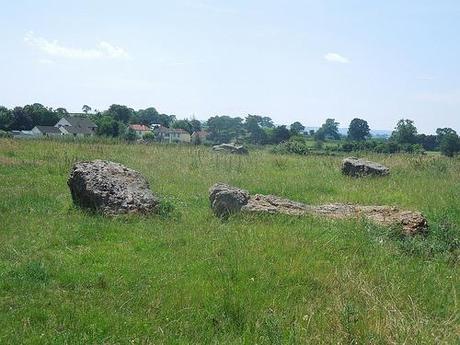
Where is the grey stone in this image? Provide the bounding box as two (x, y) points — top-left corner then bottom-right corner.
(209, 183), (250, 218)
(210, 184), (427, 235)
(68, 160), (159, 215)
(341, 157), (389, 177)
(212, 144), (248, 155)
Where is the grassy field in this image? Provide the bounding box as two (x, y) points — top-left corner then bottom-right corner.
(0, 139), (458, 344)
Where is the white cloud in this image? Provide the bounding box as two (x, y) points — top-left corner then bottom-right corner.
(24, 31), (130, 60)
(324, 53), (350, 64)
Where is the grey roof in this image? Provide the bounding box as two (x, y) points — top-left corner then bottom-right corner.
(63, 116), (97, 129)
(62, 125), (95, 135)
(35, 126), (62, 134)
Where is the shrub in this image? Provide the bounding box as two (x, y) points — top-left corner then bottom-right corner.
(143, 132), (156, 142)
(0, 130), (12, 138)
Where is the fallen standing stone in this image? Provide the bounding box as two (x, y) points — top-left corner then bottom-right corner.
(341, 157), (389, 177)
(209, 184), (427, 235)
(68, 160), (159, 215)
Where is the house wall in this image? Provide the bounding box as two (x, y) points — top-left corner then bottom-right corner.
(180, 133), (191, 143)
(55, 118), (72, 128)
(31, 127), (42, 136)
(31, 127), (62, 136)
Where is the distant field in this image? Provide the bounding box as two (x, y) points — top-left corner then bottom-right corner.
(0, 139), (458, 344)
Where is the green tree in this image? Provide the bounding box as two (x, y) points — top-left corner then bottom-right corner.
(436, 128), (457, 143)
(318, 118), (340, 140)
(172, 119), (193, 134)
(290, 121), (305, 136)
(417, 134), (438, 151)
(347, 118), (370, 141)
(190, 119), (202, 132)
(439, 132), (460, 157)
(269, 125), (291, 144)
(207, 116), (244, 144)
(245, 115), (268, 144)
(22, 103), (59, 127)
(391, 119), (417, 144)
(95, 116), (124, 137)
(82, 105), (92, 114)
(10, 107), (33, 130)
(55, 108), (69, 117)
(260, 116), (274, 128)
(107, 104), (134, 124)
(0, 106), (13, 130)
(137, 107), (159, 126)
(124, 127), (138, 141)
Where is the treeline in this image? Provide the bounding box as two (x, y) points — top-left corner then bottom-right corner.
(1, 103), (460, 156)
(0, 104), (67, 130)
(275, 119), (460, 157)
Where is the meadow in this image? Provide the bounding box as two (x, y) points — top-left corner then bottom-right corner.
(0, 138), (458, 344)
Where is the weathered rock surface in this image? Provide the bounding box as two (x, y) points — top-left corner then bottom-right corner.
(68, 160), (159, 215)
(212, 143), (248, 155)
(210, 184), (427, 235)
(209, 183), (250, 218)
(342, 157), (389, 177)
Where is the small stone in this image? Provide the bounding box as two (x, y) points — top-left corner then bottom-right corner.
(212, 144), (248, 155)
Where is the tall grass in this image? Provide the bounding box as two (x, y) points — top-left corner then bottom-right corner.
(0, 139), (458, 344)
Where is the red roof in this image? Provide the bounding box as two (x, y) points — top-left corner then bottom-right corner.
(129, 124), (151, 131)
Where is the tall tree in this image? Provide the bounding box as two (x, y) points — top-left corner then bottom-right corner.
(348, 118), (370, 141)
(260, 116), (274, 128)
(290, 121), (305, 136)
(10, 107), (33, 130)
(436, 128), (457, 142)
(245, 115), (267, 144)
(391, 119), (417, 144)
(318, 118), (340, 140)
(137, 107), (159, 126)
(270, 125), (291, 144)
(439, 132), (460, 157)
(207, 116), (244, 144)
(0, 106), (12, 130)
(107, 104), (133, 124)
(23, 103), (59, 127)
(82, 105), (92, 114)
(190, 119), (202, 132)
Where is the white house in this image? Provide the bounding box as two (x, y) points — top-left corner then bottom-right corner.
(129, 124), (152, 137)
(154, 126), (191, 143)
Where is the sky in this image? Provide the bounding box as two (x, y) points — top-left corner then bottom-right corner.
(1, 0), (459, 133)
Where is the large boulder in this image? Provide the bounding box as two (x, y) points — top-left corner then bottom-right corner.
(342, 157), (389, 177)
(68, 160), (159, 215)
(209, 183), (250, 218)
(212, 144), (248, 155)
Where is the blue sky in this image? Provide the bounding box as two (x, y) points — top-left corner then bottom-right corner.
(1, 0), (459, 133)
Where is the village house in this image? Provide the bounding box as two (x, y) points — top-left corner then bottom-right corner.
(191, 130), (209, 144)
(154, 126), (191, 143)
(129, 124), (152, 137)
(55, 116), (98, 137)
(31, 126), (63, 137)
